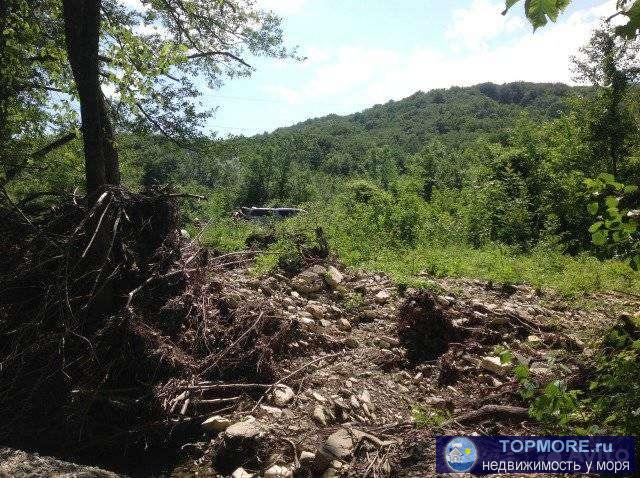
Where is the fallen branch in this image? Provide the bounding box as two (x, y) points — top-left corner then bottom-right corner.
(446, 405), (529, 425)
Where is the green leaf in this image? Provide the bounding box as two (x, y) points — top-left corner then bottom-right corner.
(605, 196), (620, 209)
(624, 184), (639, 194)
(588, 221), (603, 233)
(587, 202), (599, 215)
(592, 230), (608, 246)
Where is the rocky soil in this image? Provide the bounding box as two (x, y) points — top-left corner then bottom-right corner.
(3, 253), (639, 478)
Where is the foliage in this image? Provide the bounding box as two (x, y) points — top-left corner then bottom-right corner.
(412, 406), (450, 428)
(584, 322), (640, 435)
(585, 173), (639, 269)
(503, 0), (640, 39)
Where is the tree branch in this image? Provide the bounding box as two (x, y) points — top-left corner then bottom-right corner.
(32, 132), (77, 158)
(135, 101), (196, 151)
(187, 50), (252, 68)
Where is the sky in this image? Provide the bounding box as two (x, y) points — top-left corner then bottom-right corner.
(204, 0), (619, 137)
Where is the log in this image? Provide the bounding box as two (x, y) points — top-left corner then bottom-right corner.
(447, 405), (529, 425)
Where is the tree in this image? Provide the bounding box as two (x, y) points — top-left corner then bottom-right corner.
(503, 0), (640, 39)
(2, 0), (296, 197)
(571, 27), (640, 176)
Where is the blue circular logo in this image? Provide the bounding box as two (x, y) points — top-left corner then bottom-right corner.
(445, 437), (478, 472)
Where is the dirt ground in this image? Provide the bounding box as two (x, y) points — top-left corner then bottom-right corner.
(2, 248), (639, 478)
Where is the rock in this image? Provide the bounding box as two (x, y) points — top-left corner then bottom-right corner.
(480, 356), (511, 375)
(201, 415), (232, 432)
(292, 269), (325, 294)
(260, 405), (283, 417)
(337, 318), (351, 331)
(325, 266), (344, 287)
(225, 421), (262, 440)
(0, 448), (122, 477)
(350, 395), (360, 408)
(310, 264), (328, 275)
(313, 405), (329, 425)
(359, 389), (371, 405)
(264, 465), (292, 478)
(300, 451), (316, 466)
(530, 363), (553, 381)
(320, 319), (331, 327)
(374, 290), (390, 304)
(306, 303), (325, 319)
(527, 335), (542, 345)
(314, 428), (362, 472)
(180, 228), (191, 239)
(311, 391), (327, 402)
(298, 316), (316, 327)
(232, 467), (256, 478)
(360, 308), (385, 322)
(322, 468), (340, 478)
(271, 385), (295, 407)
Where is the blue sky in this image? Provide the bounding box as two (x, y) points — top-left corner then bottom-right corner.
(207, 0), (616, 137)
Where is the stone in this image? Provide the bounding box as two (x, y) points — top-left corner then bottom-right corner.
(322, 469), (340, 478)
(359, 389), (371, 404)
(232, 468), (255, 478)
(306, 303), (325, 320)
(337, 318), (351, 331)
(320, 319), (331, 327)
(271, 385), (295, 407)
(309, 264), (328, 275)
(325, 266), (344, 287)
(201, 415), (231, 432)
(264, 465), (292, 478)
(312, 391), (327, 402)
(322, 467), (340, 478)
(527, 335), (542, 345)
(374, 290), (390, 304)
(298, 316), (316, 327)
(225, 421), (262, 440)
(313, 405), (329, 426)
(292, 269), (325, 294)
(300, 451), (316, 466)
(180, 228), (191, 239)
(260, 405), (283, 417)
(480, 356), (511, 375)
(314, 428), (362, 472)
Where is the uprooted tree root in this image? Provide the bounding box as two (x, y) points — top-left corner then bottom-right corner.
(397, 291), (464, 363)
(0, 186), (302, 469)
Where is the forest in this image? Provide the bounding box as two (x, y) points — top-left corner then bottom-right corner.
(1, 0), (640, 477)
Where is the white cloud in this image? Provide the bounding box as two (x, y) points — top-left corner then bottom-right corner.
(448, 0), (526, 50)
(263, 1), (619, 110)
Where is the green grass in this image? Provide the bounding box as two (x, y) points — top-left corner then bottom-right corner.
(355, 245), (640, 298)
(412, 406), (450, 428)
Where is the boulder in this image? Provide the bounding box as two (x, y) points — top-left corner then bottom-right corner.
(259, 405), (283, 417)
(313, 405), (329, 426)
(300, 451), (316, 467)
(271, 384), (295, 407)
(232, 468), (256, 478)
(480, 356), (511, 375)
(306, 303), (325, 320)
(225, 421), (262, 440)
(292, 268), (325, 294)
(314, 428), (362, 472)
(264, 465), (293, 478)
(201, 415), (232, 432)
(374, 290), (390, 304)
(325, 266), (344, 287)
(337, 318), (351, 331)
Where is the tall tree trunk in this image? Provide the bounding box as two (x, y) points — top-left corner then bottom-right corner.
(62, 0), (119, 198)
(100, 90), (120, 184)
